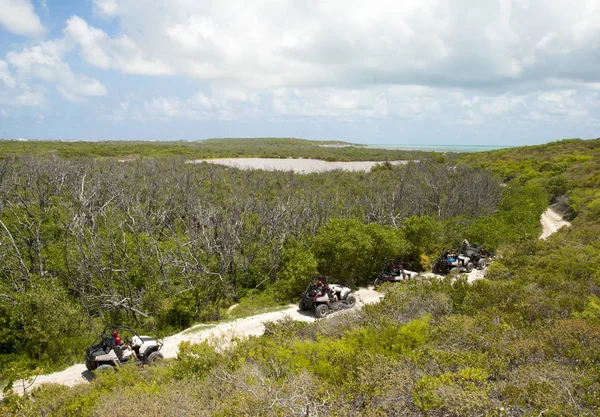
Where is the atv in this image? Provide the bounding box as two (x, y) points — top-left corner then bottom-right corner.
(85, 325), (164, 372)
(461, 243), (489, 270)
(298, 276), (357, 318)
(374, 259), (418, 286)
(432, 251), (474, 274)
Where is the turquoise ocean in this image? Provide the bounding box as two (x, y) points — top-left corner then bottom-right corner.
(365, 144), (513, 153)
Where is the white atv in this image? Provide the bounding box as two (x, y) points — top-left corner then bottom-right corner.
(298, 277), (357, 318)
(85, 325), (164, 372)
(374, 259), (419, 286)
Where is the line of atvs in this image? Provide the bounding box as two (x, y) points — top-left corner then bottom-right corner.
(90, 243), (491, 367)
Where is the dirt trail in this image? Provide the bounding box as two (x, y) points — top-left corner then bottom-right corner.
(4, 209), (570, 397)
(540, 208), (571, 240)
(6, 288), (383, 396)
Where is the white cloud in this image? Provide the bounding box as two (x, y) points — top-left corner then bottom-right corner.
(5, 0), (600, 135)
(93, 0), (119, 17)
(14, 84), (46, 106)
(0, 0), (45, 37)
(64, 16), (172, 75)
(60, 0), (600, 92)
(0, 59), (48, 108)
(6, 40), (108, 101)
(0, 60), (16, 88)
(109, 90), (266, 122)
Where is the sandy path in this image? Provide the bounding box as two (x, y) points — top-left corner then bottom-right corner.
(6, 288), (383, 396)
(540, 208), (571, 240)
(189, 158), (408, 173)
(421, 267), (486, 284)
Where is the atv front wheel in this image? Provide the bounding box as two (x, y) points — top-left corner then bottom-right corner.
(346, 295), (356, 308)
(450, 267), (458, 274)
(477, 259), (485, 270)
(85, 359), (94, 372)
(466, 262), (474, 273)
(315, 304), (329, 318)
(298, 300), (307, 311)
(96, 364), (115, 372)
(146, 351), (164, 365)
(432, 263), (439, 274)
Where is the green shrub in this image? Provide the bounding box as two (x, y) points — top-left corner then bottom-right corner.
(172, 341), (222, 379)
(414, 367), (490, 415)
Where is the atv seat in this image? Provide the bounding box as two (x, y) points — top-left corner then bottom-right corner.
(114, 345), (124, 361)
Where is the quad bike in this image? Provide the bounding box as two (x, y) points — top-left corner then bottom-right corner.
(298, 277), (357, 318)
(461, 243), (489, 270)
(432, 252), (474, 274)
(374, 259), (418, 286)
(85, 325), (164, 372)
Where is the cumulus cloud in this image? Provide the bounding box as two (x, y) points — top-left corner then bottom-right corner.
(0, 0), (45, 37)
(14, 84), (46, 106)
(109, 90), (264, 122)
(5, 0), (600, 137)
(64, 16), (172, 75)
(0, 60), (16, 88)
(93, 0), (119, 17)
(6, 40), (107, 102)
(66, 0), (600, 91)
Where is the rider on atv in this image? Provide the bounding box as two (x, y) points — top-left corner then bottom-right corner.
(316, 280), (337, 306)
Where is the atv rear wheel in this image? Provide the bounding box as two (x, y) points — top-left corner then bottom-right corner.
(450, 267), (458, 274)
(346, 294), (356, 308)
(477, 258), (485, 270)
(315, 304), (329, 318)
(466, 262), (474, 273)
(146, 351), (164, 365)
(85, 359), (94, 371)
(96, 364), (115, 372)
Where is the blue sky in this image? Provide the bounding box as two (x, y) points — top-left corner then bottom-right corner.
(0, 0), (599, 145)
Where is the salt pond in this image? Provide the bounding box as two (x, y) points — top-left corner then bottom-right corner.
(189, 158), (409, 173)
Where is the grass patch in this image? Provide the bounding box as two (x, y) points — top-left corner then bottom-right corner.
(225, 290), (290, 320)
(181, 323), (218, 335)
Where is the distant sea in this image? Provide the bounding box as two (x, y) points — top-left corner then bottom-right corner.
(364, 144), (513, 153)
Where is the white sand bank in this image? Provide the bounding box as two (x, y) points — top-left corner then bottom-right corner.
(189, 158), (409, 173)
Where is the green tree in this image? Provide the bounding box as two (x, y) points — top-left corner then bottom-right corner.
(313, 219), (409, 286)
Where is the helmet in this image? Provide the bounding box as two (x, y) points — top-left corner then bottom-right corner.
(317, 280), (323, 287)
(446, 250), (450, 254)
(114, 336), (122, 345)
(112, 330), (119, 337)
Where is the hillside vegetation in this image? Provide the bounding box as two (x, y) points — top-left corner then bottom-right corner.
(0, 138), (441, 162)
(1, 138), (600, 416)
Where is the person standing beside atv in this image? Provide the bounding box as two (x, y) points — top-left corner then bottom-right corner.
(461, 239), (470, 254)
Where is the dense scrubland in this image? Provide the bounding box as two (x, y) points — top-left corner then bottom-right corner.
(0, 138), (442, 162)
(1, 138), (599, 416)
